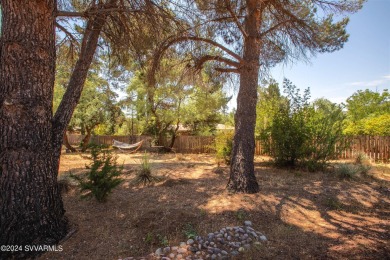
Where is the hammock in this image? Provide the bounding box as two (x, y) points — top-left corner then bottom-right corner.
(112, 139), (144, 153)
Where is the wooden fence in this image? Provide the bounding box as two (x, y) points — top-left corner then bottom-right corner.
(337, 136), (390, 162)
(66, 134), (390, 161)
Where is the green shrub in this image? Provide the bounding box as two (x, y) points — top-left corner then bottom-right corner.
(303, 160), (326, 172)
(261, 80), (311, 167)
(215, 130), (234, 165)
(133, 153), (162, 186)
(260, 80), (346, 169)
(335, 163), (359, 179)
(71, 145), (123, 202)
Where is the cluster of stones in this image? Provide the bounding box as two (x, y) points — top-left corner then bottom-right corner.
(120, 221), (267, 260)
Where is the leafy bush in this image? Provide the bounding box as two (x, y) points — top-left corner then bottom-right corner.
(260, 80), (346, 170)
(261, 80), (311, 167)
(133, 153), (162, 186)
(215, 130), (234, 165)
(71, 145), (123, 202)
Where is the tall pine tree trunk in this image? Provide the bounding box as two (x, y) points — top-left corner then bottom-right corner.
(0, 1), (68, 257)
(0, 0), (112, 257)
(227, 0), (260, 193)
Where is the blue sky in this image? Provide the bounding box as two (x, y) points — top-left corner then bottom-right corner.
(269, 0), (390, 104)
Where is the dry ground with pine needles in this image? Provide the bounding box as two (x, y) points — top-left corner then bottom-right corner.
(41, 152), (389, 260)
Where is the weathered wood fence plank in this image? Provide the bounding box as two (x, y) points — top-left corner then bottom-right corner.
(66, 134), (390, 161)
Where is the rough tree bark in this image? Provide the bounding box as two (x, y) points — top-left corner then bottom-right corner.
(0, 0), (113, 257)
(227, 0), (261, 193)
(0, 1), (68, 257)
(63, 134), (77, 152)
(80, 126), (94, 152)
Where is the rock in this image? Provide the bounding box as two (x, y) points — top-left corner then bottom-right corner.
(155, 248), (163, 256)
(189, 246), (197, 252)
(231, 250), (239, 256)
(244, 220), (252, 227)
(178, 248), (187, 254)
(213, 248), (221, 254)
(123, 224), (267, 260)
(246, 227), (255, 232)
(259, 235), (267, 241)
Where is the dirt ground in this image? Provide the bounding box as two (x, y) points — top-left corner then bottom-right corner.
(41, 151), (390, 260)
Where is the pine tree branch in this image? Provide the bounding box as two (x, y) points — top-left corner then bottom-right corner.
(224, 0), (248, 38)
(215, 67), (240, 73)
(55, 22), (80, 46)
(194, 55), (240, 71)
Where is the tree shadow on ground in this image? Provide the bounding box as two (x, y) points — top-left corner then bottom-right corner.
(46, 155), (389, 260)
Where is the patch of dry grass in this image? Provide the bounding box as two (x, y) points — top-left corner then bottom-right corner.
(41, 152), (390, 260)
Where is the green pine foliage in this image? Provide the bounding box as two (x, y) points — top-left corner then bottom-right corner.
(71, 145), (123, 202)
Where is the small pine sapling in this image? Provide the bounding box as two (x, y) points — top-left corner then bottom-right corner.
(71, 145), (123, 202)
